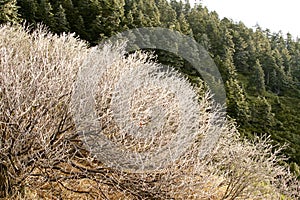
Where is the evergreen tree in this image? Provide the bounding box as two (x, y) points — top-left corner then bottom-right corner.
(62, 0), (86, 39)
(92, 0), (125, 43)
(53, 4), (69, 33)
(125, 0), (156, 27)
(252, 59), (266, 95)
(231, 25), (251, 73)
(176, 13), (192, 35)
(226, 76), (249, 126)
(16, 0), (38, 24)
(222, 50), (249, 125)
(188, 5), (209, 32)
(124, 10), (134, 28)
(156, 0), (177, 29)
(126, 0), (144, 26)
(143, 0), (160, 26)
(170, 0), (184, 17)
(250, 96), (275, 129)
(281, 48), (292, 76)
(36, 0), (55, 29)
(0, 0), (19, 24)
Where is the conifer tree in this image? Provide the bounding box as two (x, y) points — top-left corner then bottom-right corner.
(251, 96), (275, 129)
(61, 0), (86, 39)
(156, 0), (177, 29)
(252, 59), (266, 95)
(36, 0), (55, 29)
(170, 0), (184, 17)
(220, 47), (249, 125)
(53, 4), (69, 33)
(281, 48), (292, 76)
(186, 5), (211, 49)
(232, 28), (249, 73)
(89, 0), (125, 43)
(0, 0), (19, 24)
(16, 0), (38, 24)
(177, 13), (192, 35)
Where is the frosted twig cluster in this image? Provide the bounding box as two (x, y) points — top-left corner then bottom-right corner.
(71, 41), (219, 172)
(0, 24), (299, 199)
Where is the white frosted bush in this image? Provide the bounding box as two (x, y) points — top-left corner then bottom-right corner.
(0, 24), (299, 199)
(0, 24), (89, 198)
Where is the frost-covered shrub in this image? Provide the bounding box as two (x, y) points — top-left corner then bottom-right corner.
(0, 24), (299, 199)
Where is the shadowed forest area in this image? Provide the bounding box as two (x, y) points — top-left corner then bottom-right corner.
(1, 0), (300, 199)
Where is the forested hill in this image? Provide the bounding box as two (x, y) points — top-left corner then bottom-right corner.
(1, 0), (300, 171)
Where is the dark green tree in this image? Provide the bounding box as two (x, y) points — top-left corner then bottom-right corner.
(251, 59), (266, 95)
(231, 24), (252, 73)
(16, 0), (38, 24)
(62, 0), (86, 39)
(250, 96), (275, 129)
(222, 49), (250, 125)
(36, 0), (55, 29)
(53, 4), (69, 33)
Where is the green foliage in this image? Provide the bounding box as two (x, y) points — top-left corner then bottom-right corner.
(290, 162), (300, 178)
(16, 0), (38, 23)
(0, 0), (19, 24)
(36, 0), (55, 29)
(251, 59), (266, 94)
(53, 4), (69, 33)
